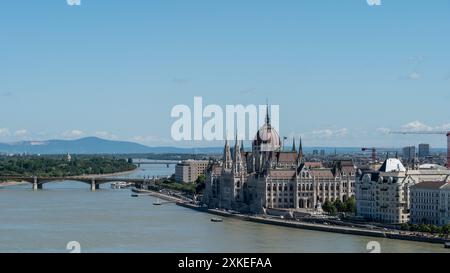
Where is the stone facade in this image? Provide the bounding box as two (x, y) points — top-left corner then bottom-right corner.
(175, 160), (210, 183)
(410, 179), (450, 226)
(356, 158), (450, 224)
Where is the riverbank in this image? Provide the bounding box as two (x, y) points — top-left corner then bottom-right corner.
(131, 188), (186, 203)
(177, 202), (447, 245)
(0, 181), (27, 188)
(134, 188), (448, 246)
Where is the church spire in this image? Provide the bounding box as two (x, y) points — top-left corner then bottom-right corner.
(292, 138), (296, 152)
(297, 137), (304, 163)
(265, 102), (270, 125)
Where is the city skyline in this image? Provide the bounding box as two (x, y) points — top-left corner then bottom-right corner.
(1, 1), (449, 147)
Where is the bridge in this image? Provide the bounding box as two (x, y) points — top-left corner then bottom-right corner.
(132, 160), (179, 167)
(0, 175), (158, 191)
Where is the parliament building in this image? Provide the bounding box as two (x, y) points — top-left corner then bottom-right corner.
(203, 110), (356, 214)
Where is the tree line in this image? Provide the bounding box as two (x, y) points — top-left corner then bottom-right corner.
(0, 155), (136, 177)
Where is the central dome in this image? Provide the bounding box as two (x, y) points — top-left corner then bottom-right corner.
(253, 123), (281, 152)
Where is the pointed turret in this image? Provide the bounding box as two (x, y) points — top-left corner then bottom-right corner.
(223, 137), (232, 170)
(297, 137), (304, 163)
(233, 133), (245, 175)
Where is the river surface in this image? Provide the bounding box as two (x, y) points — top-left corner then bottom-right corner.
(0, 162), (448, 253)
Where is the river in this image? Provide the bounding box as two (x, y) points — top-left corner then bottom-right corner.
(0, 162), (448, 253)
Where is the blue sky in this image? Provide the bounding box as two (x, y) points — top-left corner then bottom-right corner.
(0, 0), (449, 148)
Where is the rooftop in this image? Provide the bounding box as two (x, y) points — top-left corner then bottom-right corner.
(411, 181), (448, 190)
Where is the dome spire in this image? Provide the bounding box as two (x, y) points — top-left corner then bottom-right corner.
(265, 100), (270, 125)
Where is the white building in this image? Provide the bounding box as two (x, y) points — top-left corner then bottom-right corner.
(410, 179), (450, 226)
(356, 158), (450, 224)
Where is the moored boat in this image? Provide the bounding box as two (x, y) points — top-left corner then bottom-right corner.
(153, 198), (162, 206)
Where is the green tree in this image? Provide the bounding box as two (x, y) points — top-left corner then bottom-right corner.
(418, 224), (431, 233)
(334, 199), (344, 212)
(400, 223), (411, 231)
(322, 200), (337, 215)
(344, 197), (356, 213)
(195, 175), (206, 194)
(442, 224), (450, 235)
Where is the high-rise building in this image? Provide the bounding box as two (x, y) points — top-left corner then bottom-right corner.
(402, 146), (416, 161)
(418, 143), (430, 158)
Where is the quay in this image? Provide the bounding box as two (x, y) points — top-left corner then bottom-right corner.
(162, 195), (447, 246)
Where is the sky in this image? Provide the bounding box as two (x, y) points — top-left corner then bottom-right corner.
(0, 0), (449, 148)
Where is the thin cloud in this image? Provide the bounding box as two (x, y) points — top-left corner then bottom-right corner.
(0, 128), (11, 137)
(376, 127), (391, 134)
(308, 128), (349, 139)
(172, 78), (190, 84)
(62, 129), (85, 138)
(240, 88), (257, 94)
(400, 121), (449, 132)
(13, 129), (28, 137)
(94, 131), (119, 140)
(407, 72), (421, 80)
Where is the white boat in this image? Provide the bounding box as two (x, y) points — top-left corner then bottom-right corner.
(111, 182), (132, 189)
(153, 198), (162, 206)
(211, 218), (223, 223)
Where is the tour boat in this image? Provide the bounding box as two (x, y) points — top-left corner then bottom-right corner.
(111, 182), (132, 189)
(211, 218), (223, 223)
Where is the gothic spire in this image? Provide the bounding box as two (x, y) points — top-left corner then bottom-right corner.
(233, 132), (244, 174)
(292, 138), (296, 152)
(297, 137), (304, 162)
(223, 137), (232, 170)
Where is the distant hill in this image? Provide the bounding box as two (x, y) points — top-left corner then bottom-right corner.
(0, 137), (445, 155)
(0, 137), (221, 155)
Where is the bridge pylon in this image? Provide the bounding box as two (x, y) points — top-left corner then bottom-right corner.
(32, 177), (42, 190)
(90, 179), (100, 191)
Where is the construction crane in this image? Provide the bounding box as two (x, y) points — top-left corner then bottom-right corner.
(361, 147), (399, 164)
(390, 131), (450, 168)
